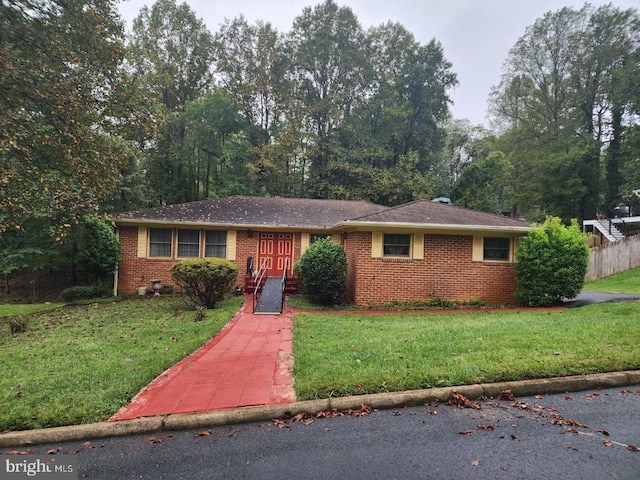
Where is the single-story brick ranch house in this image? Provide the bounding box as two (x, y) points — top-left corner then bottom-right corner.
(111, 195), (532, 306)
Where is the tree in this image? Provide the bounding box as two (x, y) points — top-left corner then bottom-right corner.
(75, 215), (121, 283)
(451, 151), (512, 214)
(213, 16), (289, 136)
(288, 0), (371, 195)
(296, 237), (347, 305)
(1, 0), (131, 236)
(490, 5), (640, 219)
(515, 217), (590, 307)
(180, 90), (251, 200)
(126, 0), (215, 204)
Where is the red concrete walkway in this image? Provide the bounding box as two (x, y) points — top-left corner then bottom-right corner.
(109, 301), (295, 421)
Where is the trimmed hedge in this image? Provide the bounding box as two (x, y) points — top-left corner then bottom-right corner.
(170, 258), (238, 309)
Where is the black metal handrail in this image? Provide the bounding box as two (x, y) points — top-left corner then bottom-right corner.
(252, 257), (269, 313)
(280, 257), (289, 313)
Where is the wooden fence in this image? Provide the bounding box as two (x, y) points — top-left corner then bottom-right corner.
(586, 235), (640, 281)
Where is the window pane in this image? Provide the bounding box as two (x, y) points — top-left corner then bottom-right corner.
(483, 237), (510, 260)
(383, 234), (410, 257)
(205, 230), (227, 258)
(178, 229), (200, 257)
(149, 228), (172, 257)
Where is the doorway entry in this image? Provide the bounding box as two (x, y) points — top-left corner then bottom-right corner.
(258, 232), (293, 276)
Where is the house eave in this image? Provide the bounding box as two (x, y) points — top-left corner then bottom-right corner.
(336, 220), (531, 234)
(111, 218), (335, 231)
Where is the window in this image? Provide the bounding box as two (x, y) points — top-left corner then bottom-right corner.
(205, 230), (227, 258)
(177, 229), (200, 257)
(149, 228), (172, 257)
(383, 233), (411, 257)
(483, 237), (510, 261)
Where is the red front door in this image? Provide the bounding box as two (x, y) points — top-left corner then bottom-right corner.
(258, 233), (293, 276)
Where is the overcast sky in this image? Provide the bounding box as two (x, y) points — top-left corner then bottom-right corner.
(117, 0), (640, 127)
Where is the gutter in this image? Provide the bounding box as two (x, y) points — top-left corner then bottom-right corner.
(335, 220), (532, 234)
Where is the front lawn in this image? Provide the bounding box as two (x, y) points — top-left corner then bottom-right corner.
(293, 301), (640, 400)
(0, 296), (244, 432)
(584, 266), (640, 293)
(0, 303), (64, 318)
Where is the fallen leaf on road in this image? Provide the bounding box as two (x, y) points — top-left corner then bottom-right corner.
(147, 436), (163, 444)
(458, 430), (473, 435)
(193, 430), (212, 437)
(476, 425), (496, 431)
(471, 460), (479, 467)
(603, 439), (613, 447)
(596, 429), (610, 436)
(499, 390), (516, 401)
(627, 444), (639, 452)
(448, 391), (482, 410)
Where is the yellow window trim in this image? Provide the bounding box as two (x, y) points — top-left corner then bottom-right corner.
(226, 230), (237, 261)
(137, 227), (148, 258)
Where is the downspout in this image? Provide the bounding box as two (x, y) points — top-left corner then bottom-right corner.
(113, 226), (119, 297)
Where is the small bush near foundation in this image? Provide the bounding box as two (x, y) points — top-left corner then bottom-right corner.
(170, 258), (238, 309)
(296, 237), (346, 306)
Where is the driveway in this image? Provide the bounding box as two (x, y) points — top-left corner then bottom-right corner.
(565, 290), (640, 308)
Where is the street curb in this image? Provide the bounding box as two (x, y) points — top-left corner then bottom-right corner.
(1, 371), (638, 448)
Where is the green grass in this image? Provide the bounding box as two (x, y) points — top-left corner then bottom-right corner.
(0, 295), (244, 432)
(292, 302), (640, 400)
(0, 303), (64, 318)
(584, 266), (640, 293)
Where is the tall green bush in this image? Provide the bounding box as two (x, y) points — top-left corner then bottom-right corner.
(296, 237), (347, 305)
(170, 258), (238, 309)
(75, 215), (121, 282)
(515, 217), (590, 306)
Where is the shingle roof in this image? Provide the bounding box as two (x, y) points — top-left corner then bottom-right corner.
(111, 196), (531, 231)
(343, 199), (531, 229)
(111, 195), (388, 229)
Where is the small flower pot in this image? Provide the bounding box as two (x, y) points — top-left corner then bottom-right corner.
(137, 287), (147, 296)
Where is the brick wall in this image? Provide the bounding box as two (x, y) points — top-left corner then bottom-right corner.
(116, 227), (260, 295)
(345, 231), (520, 306)
(118, 227), (520, 304)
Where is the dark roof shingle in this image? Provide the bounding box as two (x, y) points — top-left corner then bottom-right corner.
(112, 196), (530, 231)
(112, 196), (388, 229)
(345, 199), (531, 229)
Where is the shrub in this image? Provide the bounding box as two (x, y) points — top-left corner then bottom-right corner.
(170, 258), (238, 309)
(296, 237), (347, 305)
(61, 284), (111, 302)
(75, 215), (121, 282)
(515, 217), (590, 307)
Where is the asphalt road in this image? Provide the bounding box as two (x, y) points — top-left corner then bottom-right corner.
(565, 290), (640, 307)
(2, 387), (638, 479)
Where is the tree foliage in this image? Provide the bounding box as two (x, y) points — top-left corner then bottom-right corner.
(75, 215), (121, 282)
(170, 258), (238, 309)
(515, 217), (590, 307)
(489, 4), (640, 219)
(1, 0), (131, 235)
(296, 237), (347, 305)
